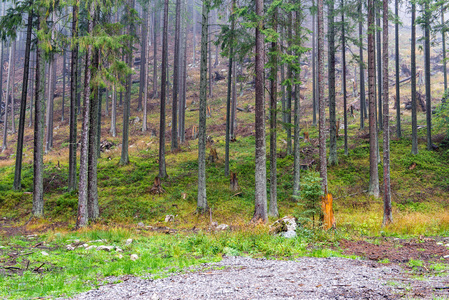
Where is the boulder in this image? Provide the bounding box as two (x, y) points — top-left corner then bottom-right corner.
(165, 215), (174, 222)
(269, 216), (298, 238)
(130, 254), (139, 261)
(125, 238), (133, 246)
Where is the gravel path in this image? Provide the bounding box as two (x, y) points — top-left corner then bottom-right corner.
(69, 256), (449, 299)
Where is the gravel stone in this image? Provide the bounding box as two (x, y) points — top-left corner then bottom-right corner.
(68, 256), (435, 299)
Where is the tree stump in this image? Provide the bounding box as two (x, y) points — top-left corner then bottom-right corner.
(230, 172), (240, 191)
(149, 177), (165, 194)
(208, 148), (218, 163)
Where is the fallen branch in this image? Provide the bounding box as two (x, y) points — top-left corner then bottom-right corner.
(33, 263), (45, 272)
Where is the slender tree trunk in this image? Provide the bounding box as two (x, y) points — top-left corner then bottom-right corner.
(192, 0), (196, 65)
(269, 8), (278, 217)
(293, 9), (301, 198)
(77, 5), (94, 228)
(62, 48), (66, 121)
(143, 8), (150, 132)
(368, 0), (379, 198)
(179, 0), (187, 143)
(120, 0), (135, 165)
(359, 1), (366, 129)
(312, 0), (317, 126)
(33, 13), (47, 217)
(2, 40), (15, 151)
(382, 0), (392, 226)
(10, 40), (16, 135)
(280, 28), (286, 124)
(328, 1), (337, 166)
(395, 0), (401, 138)
(424, 1), (432, 150)
(208, 12), (213, 98)
(111, 85), (117, 136)
(318, 0), (327, 193)
(411, 2), (418, 155)
(376, 4), (382, 131)
(45, 60), (53, 153)
(13, 10), (33, 191)
(29, 51), (35, 127)
(138, 9), (148, 112)
(342, 0), (348, 155)
(252, 0), (267, 222)
(68, 1), (79, 192)
(197, 0), (209, 212)
(158, 0), (169, 178)
(153, 5), (158, 98)
(225, 0), (235, 177)
(171, 0), (181, 150)
(88, 64), (99, 221)
(286, 12), (293, 156)
(443, 8), (447, 93)
(230, 59), (237, 138)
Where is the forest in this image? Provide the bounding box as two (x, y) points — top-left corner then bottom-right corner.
(1, 0), (449, 298)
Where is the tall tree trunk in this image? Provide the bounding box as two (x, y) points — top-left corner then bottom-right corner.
(179, 0), (187, 143)
(411, 2), (418, 155)
(143, 7), (150, 132)
(312, 0), (317, 126)
(342, 0), (348, 155)
(29, 51), (35, 127)
(208, 12), (213, 98)
(280, 28), (286, 124)
(13, 10), (33, 191)
(62, 48), (66, 121)
(45, 61), (53, 153)
(10, 40), (16, 135)
(425, 1), (432, 150)
(318, 0), (327, 193)
(111, 85), (117, 136)
(158, 0), (169, 178)
(382, 0), (392, 226)
(171, 0), (181, 150)
(192, 0), (196, 65)
(443, 7), (447, 93)
(395, 0), (401, 138)
(120, 0), (135, 165)
(252, 0), (267, 222)
(2, 40), (15, 151)
(33, 13), (47, 217)
(230, 59), (237, 138)
(77, 5), (94, 228)
(376, 4), (382, 131)
(367, 0), (379, 198)
(68, 0), (79, 192)
(328, 0), (337, 166)
(286, 12), (293, 156)
(138, 9), (148, 112)
(359, 0), (366, 129)
(88, 24), (100, 221)
(293, 9), (301, 198)
(197, 0), (209, 212)
(153, 4), (158, 98)
(269, 7), (278, 217)
(225, 0), (235, 177)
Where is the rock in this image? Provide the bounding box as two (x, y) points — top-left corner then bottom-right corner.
(280, 231), (297, 239)
(269, 216), (298, 238)
(133, 117), (140, 124)
(130, 254), (139, 261)
(165, 215), (174, 222)
(211, 221), (218, 227)
(138, 222), (145, 227)
(86, 245), (98, 250)
(125, 239), (133, 246)
(41, 251), (49, 256)
(445, 244), (449, 247)
(117, 254), (123, 259)
(216, 224), (229, 231)
(437, 242), (443, 245)
(444, 255), (449, 259)
(66, 245), (75, 251)
(151, 294), (160, 300)
(97, 245), (115, 252)
(116, 247), (123, 252)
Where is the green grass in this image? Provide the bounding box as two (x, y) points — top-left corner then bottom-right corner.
(0, 228), (354, 299)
